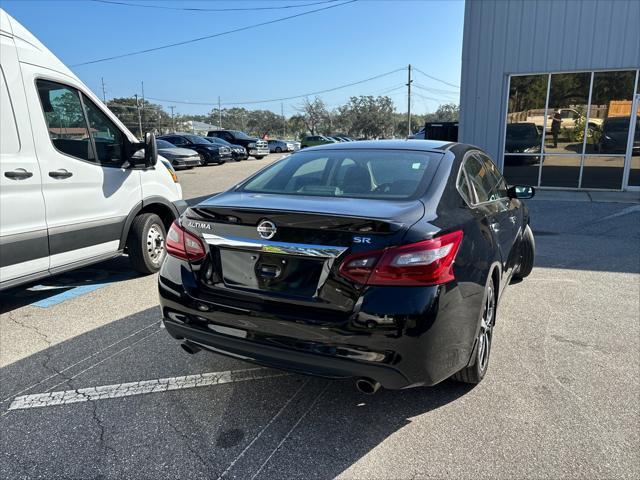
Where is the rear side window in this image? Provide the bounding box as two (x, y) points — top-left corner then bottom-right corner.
(462, 153), (506, 204)
(37, 80), (93, 162)
(240, 149), (438, 200)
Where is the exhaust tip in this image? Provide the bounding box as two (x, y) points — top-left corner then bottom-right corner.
(180, 341), (201, 355)
(355, 378), (381, 395)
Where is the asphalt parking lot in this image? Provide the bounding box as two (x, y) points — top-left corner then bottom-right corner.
(1, 155), (639, 480)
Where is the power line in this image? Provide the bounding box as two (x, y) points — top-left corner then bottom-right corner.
(91, 0), (341, 12)
(412, 67), (460, 89)
(71, 0), (357, 67)
(413, 83), (460, 96)
(146, 67), (406, 106)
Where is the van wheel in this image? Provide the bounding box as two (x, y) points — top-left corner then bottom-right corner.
(127, 213), (167, 274)
(452, 277), (496, 384)
(254, 156), (265, 160)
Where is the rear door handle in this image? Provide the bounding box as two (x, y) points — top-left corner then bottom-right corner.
(49, 169), (73, 179)
(4, 168), (33, 180)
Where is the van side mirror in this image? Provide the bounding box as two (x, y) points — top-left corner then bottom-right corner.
(507, 185), (535, 200)
(144, 132), (158, 167)
(123, 132), (157, 168)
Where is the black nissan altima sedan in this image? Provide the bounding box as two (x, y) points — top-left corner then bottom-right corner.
(158, 140), (535, 393)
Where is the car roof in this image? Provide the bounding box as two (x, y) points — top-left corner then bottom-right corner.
(302, 139), (455, 153)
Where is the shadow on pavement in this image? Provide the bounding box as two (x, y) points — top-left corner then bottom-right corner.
(0, 307), (473, 479)
(0, 256), (139, 314)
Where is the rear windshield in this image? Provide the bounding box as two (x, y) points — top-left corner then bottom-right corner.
(239, 149), (438, 199)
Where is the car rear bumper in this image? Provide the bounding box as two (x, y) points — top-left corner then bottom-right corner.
(163, 319), (412, 389)
(158, 258), (481, 389)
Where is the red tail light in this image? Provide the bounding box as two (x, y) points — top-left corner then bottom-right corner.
(165, 220), (206, 261)
(339, 230), (463, 286)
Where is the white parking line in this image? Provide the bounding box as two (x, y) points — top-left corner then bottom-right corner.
(9, 368), (287, 411)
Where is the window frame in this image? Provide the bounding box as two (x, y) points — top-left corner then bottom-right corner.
(35, 78), (127, 168)
(458, 150), (509, 207)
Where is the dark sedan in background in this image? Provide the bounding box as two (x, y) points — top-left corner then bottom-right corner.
(158, 133), (232, 165)
(205, 136), (248, 161)
(159, 141), (535, 393)
(156, 139), (201, 169)
(597, 115), (640, 154)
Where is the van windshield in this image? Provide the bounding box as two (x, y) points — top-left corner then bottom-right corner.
(239, 149), (438, 200)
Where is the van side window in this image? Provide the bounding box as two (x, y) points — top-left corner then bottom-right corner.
(37, 80), (93, 162)
(82, 96), (124, 164)
(0, 67), (20, 154)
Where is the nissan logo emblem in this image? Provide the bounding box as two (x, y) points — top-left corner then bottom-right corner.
(257, 220), (277, 240)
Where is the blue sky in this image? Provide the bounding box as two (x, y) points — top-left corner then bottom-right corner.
(3, 0), (464, 117)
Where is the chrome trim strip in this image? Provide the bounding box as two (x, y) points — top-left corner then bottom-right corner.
(202, 233), (348, 258)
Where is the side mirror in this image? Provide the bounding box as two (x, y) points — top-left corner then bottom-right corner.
(507, 185), (535, 200)
(144, 132), (158, 167)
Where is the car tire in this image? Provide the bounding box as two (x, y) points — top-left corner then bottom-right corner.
(127, 213), (167, 275)
(275, 147), (282, 153)
(254, 156), (264, 160)
(452, 276), (497, 384)
(513, 224), (535, 280)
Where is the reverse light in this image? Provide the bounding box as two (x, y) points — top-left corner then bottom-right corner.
(339, 230), (464, 286)
(166, 220), (206, 261)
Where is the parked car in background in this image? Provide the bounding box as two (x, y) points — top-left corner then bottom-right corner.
(327, 136), (345, 143)
(300, 135), (335, 148)
(597, 115), (640, 154)
(207, 129), (269, 159)
(288, 140), (301, 151)
(505, 123), (541, 154)
(204, 136), (248, 161)
(158, 134), (231, 165)
(336, 136), (354, 142)
(156, 139), (201, 169)
(0, 10), (186, 290)
(529, 108), (603, 132)
(159, 140), (536, 392)
(267, 139), (294, 153)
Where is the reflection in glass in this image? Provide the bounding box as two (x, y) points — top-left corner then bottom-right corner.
(505, 75), (547, 154)
(588, 70), (636, 154)
(503, 155), (540, 186)
(629, 99), (640, 187)
(581, 156), (625, 189)
(540, 155), (581, 188)
(544, 73), (591, 154)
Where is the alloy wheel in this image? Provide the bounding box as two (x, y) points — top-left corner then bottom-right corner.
(477, 282), (496, 372)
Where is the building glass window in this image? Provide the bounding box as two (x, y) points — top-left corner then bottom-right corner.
(503, 69), (639, 190)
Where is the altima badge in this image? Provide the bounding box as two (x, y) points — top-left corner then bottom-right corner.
(257, 220), (277, 240)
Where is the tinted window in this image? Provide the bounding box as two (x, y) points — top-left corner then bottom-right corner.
(457, 169), (473, 205)
(185, 135), (211, 145)
(240, 150), (435, 199)
(82, 96), (124, 164)
(37, 80), (93, 162)
(171, 136), (186, 146)
(477, 154), (508, 199)
(464, 154), (502, 203)
(156, 139), (175, 149)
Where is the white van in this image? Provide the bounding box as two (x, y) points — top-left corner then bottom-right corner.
(0, 10), (186, 290)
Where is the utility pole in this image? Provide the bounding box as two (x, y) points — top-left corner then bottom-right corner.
(218, 96), (222, 129)
(101, 77), (106, 103)
(141, 81), (145, 133)
(169, 105), (175, 132)
(407, 64), (413, 137)
(134, 94), (143, 139)
(281, 102), (285, 138)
